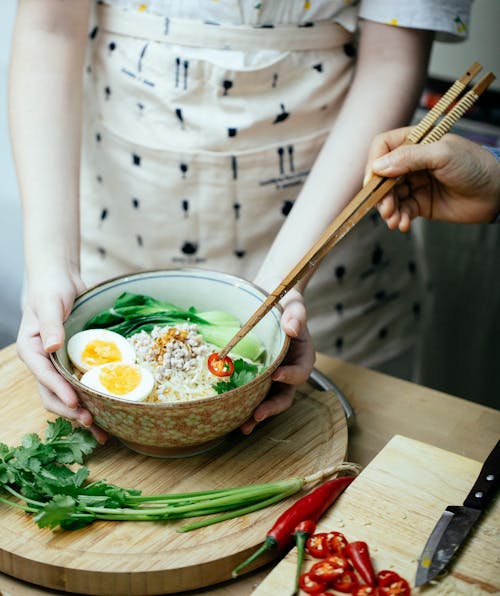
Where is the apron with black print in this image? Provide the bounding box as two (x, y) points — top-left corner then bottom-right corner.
(80, 3), (424, 368)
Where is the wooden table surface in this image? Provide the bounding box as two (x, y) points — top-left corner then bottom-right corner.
(0, 344), (498, 596)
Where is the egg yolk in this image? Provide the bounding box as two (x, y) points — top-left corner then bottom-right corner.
(81, 340), (122, 368)
(99, 364), (142, 395)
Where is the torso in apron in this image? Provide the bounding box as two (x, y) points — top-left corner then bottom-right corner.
(81, 3), (424, 366)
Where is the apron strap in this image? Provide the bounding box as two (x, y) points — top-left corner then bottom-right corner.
(96, 4), (354, 51)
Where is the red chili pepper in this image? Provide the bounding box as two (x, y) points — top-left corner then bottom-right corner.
(332, 570), (360, 593)
(306, 532), (331, 558)
(293, 520), (316, 595)
(309, 558), (346, 583)
(376, 570), (401, 587)
(325, 530), (348, 556)
(352, 586), (379, 596)
(207, 352), (234, 376)
(378, 578), (411, 596)
(345, 541), (376, 586)
(299, 571), (328, 594)
(231, 476), (355, 577)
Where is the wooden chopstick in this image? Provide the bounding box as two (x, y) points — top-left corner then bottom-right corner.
(217, 66), (495, 360)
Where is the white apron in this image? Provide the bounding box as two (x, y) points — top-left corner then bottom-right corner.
(81, 3), (424, 367)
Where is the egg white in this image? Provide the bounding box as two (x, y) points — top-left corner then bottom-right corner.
(80, 362), (155, 401)
(67, 329), (136, 373)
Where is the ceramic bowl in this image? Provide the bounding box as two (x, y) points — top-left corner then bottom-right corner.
(51, 269), (290, 457)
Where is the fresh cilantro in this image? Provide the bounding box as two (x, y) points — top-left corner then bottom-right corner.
(213, 359), (261, 394)
(0, 417), (305, 533)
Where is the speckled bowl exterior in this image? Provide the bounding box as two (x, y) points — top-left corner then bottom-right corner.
(51, 269), (290, 457)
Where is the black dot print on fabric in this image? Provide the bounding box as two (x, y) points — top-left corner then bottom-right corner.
(100, 208), (108, 221)
(335, 302), (343, 314)
(273, 103), (290, 124)
(86, 65), (92, 74)
(96, 132), (101, 143)
(277, 147), (285, 174)
(233, 203), (241, 219)
(413, 302), (421, 319)
(234, 250), (246, 258)
(89, 26), (99, 40)
(312, 63), (323, 73)
(182, 199), (189, 216)
(181, 242), (198, 255)
(375, 290), (386, 302)
(137, 235), (143, 247)
(272, 73), (279, 88)
(282, 200), (294, 216)
(335, 265), (346, 282)
(299, 22), (314, 28)
(96, 175), (103, 184)
(288, 146), (295, 172)
(98, 247), (106, 258)
(132, 198), (140, 209)
(175, 108), (185, 129)
(108, 42), (116, 52)
(132, 153), (141, 166)
(222, 80), (233, 96)
(378, 327), (388, 340)
(228, 128), (237, 138)
(180, 163), (188, 178)
(343, 43), (356, 58)
(104, 86), (111, 100)
(408, 261), (417, 275)
(335, 337), (343, 351)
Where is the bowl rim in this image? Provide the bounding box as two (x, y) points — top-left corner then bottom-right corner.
(49, 267), (291, 408)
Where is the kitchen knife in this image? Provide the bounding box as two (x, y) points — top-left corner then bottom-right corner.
(415, 439), (500, 587)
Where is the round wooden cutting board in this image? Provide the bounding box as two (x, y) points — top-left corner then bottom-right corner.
(0, 349), (347, 595)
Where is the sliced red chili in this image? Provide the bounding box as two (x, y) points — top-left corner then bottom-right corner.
(378, 578), (410, 596)
(325, 530), (348, 555)
(376, 570), (401, 587)
(325, 554), (351, 573)
(207, 353), (234, 377)
(332, 570), (360, 593)
(306, 533), (330, 558)
(309, 559), (345, 583)
(352, 586), (379, 596)
(299, 571), (328, 594)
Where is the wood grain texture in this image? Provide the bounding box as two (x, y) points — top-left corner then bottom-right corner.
(0, 346), (347, 596)
(252, 435), (500, 595)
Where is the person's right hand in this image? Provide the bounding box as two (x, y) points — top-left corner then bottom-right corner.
(17, 268), (108, 444)
(365, 128), (500, 231)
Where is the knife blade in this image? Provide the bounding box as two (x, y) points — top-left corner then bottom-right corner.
(415, 439), (500, 587)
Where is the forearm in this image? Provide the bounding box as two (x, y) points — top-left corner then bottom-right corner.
(8, 0), (90, 282)
(255, 21), (432, 291)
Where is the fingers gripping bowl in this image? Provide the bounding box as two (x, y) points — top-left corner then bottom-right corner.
(50, 269), (290, 457)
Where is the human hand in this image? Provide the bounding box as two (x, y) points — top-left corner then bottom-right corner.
(240, 289), (315, 434)
(17, 268), (108, 444)
(365, 128), (500, 231)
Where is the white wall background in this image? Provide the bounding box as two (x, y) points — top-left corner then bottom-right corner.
(0, 1), (499, 408)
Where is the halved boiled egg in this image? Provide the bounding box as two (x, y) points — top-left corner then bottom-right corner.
(67, 329), (136, 373)
(80, 362), (155, 401)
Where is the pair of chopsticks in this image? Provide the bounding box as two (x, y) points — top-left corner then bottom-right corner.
(218, 63), (495, 359)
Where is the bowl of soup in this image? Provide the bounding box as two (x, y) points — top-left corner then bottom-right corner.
(50, 268), (290, 457)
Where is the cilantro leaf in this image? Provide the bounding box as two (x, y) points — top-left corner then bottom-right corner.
(33, 495), (78, 529)
(213, 359), (261, 394)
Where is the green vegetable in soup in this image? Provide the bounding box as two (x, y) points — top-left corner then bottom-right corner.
(83, 292), (265, 361)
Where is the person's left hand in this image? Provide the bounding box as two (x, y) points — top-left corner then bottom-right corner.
(240, 288), (315, 434)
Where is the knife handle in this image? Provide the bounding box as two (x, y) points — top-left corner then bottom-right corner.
(463, 440), (500, 510)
